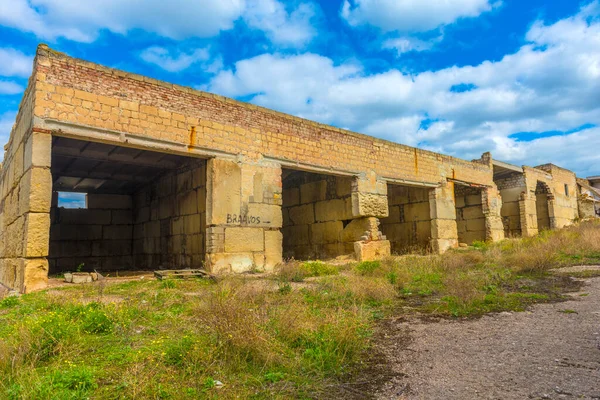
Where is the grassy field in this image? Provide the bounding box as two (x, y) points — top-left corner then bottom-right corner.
(1, 220), (599, 399)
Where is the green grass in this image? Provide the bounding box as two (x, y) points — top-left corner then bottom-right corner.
(1, 220), (599, 399)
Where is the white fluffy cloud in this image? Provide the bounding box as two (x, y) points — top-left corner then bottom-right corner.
(0, 0), (245, 42)
(0, 48), (33, 77)
(341, 0), (495, 32)
(209, 2), (600, 176)
(0, 111), (16, 161)
(140, 47), (211, 73)
(0, 0), (317, 47)
(244, 0), (317, 47)
(0, 80), (24, 95)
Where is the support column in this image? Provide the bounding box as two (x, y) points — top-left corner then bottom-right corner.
(548, 195), (557, 229)
(482, 186), (505, 242)
(348, 171), (390, 261)
(429, 181), (458, 253)
(0, 130), (52, 293)
(205, 157), (283, 274)
(519, 192), (539, 237)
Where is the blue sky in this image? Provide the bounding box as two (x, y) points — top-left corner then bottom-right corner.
(0, 0), (599, 177)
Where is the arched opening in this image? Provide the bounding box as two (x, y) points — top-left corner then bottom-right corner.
(535, 181), (552, 231)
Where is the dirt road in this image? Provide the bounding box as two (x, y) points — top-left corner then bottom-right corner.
(370, 276), (600, 399)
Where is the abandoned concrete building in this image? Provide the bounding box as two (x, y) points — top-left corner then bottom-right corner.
(0, 45), (598, 293)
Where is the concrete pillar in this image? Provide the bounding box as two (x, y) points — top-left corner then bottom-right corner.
(205, 157), (283, 273)
(349, 171), (390, 261)
(548, 196), (557, 229)
(519, 192), (539, 237)
(482, 186), (505, 242)
(429, 181), (458, 253)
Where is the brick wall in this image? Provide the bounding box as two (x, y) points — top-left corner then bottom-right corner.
(49, 193), (133, 272)
(32, 45), (495, 188)
(380, 185), (432, 254)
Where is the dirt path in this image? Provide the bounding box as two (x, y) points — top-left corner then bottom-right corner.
(370, 276), (600, 400)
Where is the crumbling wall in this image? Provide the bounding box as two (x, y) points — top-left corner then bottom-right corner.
(495, 174), (526, 237)
(132, 160), (206, 270)
(531, 165), (579, 228)
(49, 194), (133, 272)
(454, 186), (486, 244)
(535, 181), (552, 231)
(282, 172), (354, 259)
(381, 185), (432, 253)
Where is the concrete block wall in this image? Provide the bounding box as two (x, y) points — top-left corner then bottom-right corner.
(132, 159), (206, 270)
(381, 185), (432, 254)
(454, 185), (486, 245)
(282, 171), (355, 259)
(49, 193), (134, 272)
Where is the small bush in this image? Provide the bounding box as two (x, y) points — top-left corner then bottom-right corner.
(160, 280), (177, 289)
(356, 261), (380, 275)
(0, 296), (19, 308)
(81, 303), (113, 334)
(301, 261), (338, 277)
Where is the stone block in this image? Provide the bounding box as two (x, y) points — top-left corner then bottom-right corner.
(247, 203), (283, 228)
(92, 240), (132, 256)
(310, 221), (343, 244)
(20, 167), (52, 213)
(178, 190), (198, 215)
(300, 180), (327, 204)
(184, 214), (202, 234)
(23, 258), (48, 293)
(416, 221), (432, 242)
(314, 199), (353, 222)
(404, 202), (431, 222)
(224, 227), (264, 253)
(462, 205), (484, 220)
(264, 230), (283, 271)
(465, 194), (482, 206)
(159, 198), (175, 220)
(288, 204), (314, 225)
(466, 218), (486, 232)
(60, 209), (111, 225)
(24, 132), (52, 169)
(103, 225), (133, 240)
(87, 194), (132, 209)
(430, 219), (458, 240)
(24, 213), (50, 257)
(112, 210), (133, 225)
(207, 158), (241, 226)
(354, 240), (391, 262)
(342, 217), (379, 242)
(283, 187), (300, 207)
(501, 201), (520, 217)
(282, 225), (310, 246)
(352, 192), (389, 218)
(207, 253), (255, 274)
(53, 224), (102, 241)
(336, 177), (352, 197)
(354, 172), (387, 195)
